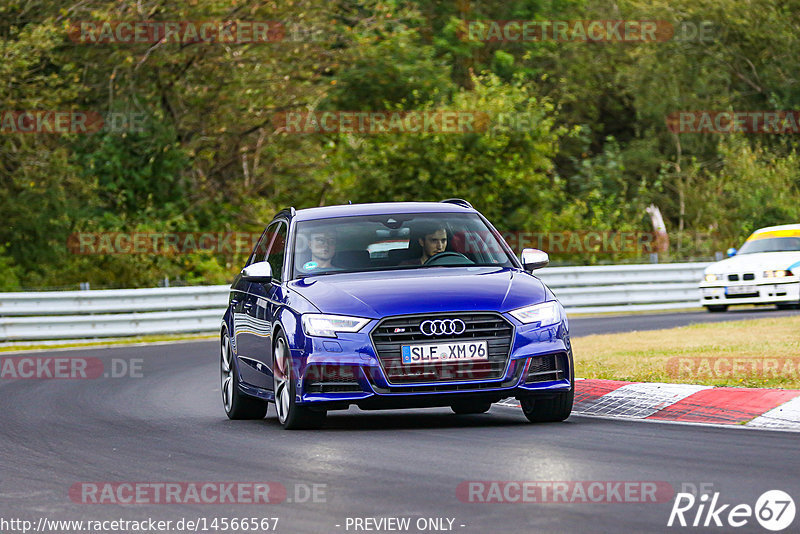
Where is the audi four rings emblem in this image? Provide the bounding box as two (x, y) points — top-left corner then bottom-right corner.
(420, 318), (466, 336)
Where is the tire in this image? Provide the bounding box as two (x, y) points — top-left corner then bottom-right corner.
(273, 330), (327, 430)
(520, 350), (574, 423)
(704, 305), (728, 313)
(520, 389), (574, 423)
(451, 401), (492, 414)
(776, 303), (800, 310)
(220, 330), (268, 420)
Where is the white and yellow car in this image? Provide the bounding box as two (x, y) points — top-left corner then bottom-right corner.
(699, 224), (800, 312)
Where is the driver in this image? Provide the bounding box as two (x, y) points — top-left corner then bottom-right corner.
(402, 224), (448, 265)
(304, 229), (337, 270)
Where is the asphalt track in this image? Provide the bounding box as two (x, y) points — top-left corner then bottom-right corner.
(1, 310), (799, 533)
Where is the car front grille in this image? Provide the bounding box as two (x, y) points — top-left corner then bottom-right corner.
(365, 359), (524, 394)
(725, 291), (760, 299)
(369, 312), (513, 384)
(727, 272), (755, 282)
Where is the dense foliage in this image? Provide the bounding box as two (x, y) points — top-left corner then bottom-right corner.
(2, 0), (800, 289)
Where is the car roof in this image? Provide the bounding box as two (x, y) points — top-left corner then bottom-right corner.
(750, 223), (800, 234)
(293, 202), (477, 222)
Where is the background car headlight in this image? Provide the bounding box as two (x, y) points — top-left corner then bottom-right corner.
(764, 270), (792, 278)
(704, 273), (720, 282)
(509, 301), (561, 327)
(301, 314), (370, 338)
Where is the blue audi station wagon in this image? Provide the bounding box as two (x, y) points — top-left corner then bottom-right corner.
(220, 200), (573, 429)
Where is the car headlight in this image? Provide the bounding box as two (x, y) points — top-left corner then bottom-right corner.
(509, 301), (561, 327)
(764, 270), (792, 278)
(301, 314), (370, 338)
(704, 273), (720, 282)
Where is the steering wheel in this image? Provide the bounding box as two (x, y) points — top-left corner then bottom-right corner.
(423, 251), (474, 266)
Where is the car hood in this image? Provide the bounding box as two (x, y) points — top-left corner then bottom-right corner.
(287, 267), (546, 318)
(705, 251), (800, 274)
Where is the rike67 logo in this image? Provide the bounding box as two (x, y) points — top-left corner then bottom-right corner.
(668, 490), (795, 531)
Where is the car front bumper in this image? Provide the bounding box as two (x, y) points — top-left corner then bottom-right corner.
(699, 279), (800, 306)
(295, 320), (573, 407)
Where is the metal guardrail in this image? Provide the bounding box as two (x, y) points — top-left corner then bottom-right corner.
(0, 287), (229, 341)
(0, 262), (710, 341)
(537, 262), (710, 314)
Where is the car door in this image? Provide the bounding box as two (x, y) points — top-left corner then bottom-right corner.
(249, 220), (289, 392)
(233, 223), (277, 389)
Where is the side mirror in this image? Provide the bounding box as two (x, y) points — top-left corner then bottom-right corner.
(520, 248), (549, 272)
(241, 261), (273, 283)
(726, 248), (737, 257)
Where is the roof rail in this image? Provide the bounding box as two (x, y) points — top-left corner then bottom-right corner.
(440, 198), (473, 209)
(277, 207), (296, 218)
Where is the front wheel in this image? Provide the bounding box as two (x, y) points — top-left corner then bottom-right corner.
(704, 305), (728, 313)
(520, 349), (574, 423)
(273, 332), (327, 430)
(520, 389), (574, 423)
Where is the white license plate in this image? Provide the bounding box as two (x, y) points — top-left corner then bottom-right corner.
(726, 285), (757, 295)
(401, 341), (488, 364)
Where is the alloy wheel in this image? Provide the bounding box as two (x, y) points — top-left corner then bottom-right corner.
(220, 334), (234, 413)
(273, 336), (291, 424)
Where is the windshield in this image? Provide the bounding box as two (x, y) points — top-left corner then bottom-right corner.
(737, 236), (800, 254)
(291, 212), (515, 278)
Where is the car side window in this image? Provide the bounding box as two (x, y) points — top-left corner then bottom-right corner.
(265, 222), (287, 283)
(247, 223), (278, 266)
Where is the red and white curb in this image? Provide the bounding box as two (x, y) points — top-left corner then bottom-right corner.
(500, 379), (800, 430)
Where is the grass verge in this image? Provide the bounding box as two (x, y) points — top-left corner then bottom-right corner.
(0, 333), (217, 353)
(572, 315), (800, 389)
